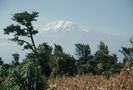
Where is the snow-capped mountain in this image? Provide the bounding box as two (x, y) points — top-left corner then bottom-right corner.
(0, 20), (130, 63)
(35, 20), (129, 61)
(38, 20), (90, 33)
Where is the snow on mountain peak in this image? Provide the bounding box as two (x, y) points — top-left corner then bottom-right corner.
(39, 20), (90, 33)
(45, 20), (73, 30)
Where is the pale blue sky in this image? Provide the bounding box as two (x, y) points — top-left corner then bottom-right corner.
(0, 0), (133, 37)
(0, 0), (133, 63)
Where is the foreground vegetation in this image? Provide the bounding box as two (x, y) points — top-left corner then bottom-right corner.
(0, 11), (133, 90)
(48, 69), (133, 90)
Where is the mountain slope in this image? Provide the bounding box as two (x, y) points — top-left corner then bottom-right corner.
(38, 20), (90, 33)
(35, 20), (129, 61)
(0, 20), (129, 63)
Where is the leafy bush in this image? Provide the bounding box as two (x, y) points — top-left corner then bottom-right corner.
(1, 60), (47, 90)
(50, 44), (77, 77)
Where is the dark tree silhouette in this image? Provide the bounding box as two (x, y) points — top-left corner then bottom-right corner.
(119, 36), (133, 68)
(3, 11), (39, 60)
(75, 43), (93, 74)
(3, 11), (47, 89)
(12, 53), (19, 66)
(37, 42), (53, 77)
(0, 57), (3, 65)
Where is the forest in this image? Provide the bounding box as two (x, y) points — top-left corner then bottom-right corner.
(0, 11), (133, 90)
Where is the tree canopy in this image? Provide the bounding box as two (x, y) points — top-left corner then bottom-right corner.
(4, 11), (39, 55)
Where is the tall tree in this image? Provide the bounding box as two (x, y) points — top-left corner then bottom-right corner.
(3, 11), (39, 61)
(75, 43), (93, 63)
(53, 44), (63, 55)
(130, 36), (133, 47)
(75, 43), (91, 59)
(97, 41), (109, 54)
(37, 42), (53, 77)
(93, 41), (118, 76)
(75, 43), (93, 74)
(3, 11), (47, 89)
(119, 36), (133, 67)
(50, 44), (76, 77)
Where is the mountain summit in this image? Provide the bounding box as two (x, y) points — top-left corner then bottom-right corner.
(39, 20), (90, 33)
(35, 20), (129, 62)
(0, 20), (129, 63)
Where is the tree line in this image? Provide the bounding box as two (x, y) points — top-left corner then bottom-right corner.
(0, 11), (133, 90)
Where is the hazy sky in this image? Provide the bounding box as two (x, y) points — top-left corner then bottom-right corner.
(0, 0), (133, 37)
(0, 0), (133, 63)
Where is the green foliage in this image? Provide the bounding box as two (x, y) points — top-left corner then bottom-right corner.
(37, 42), (53, 77)
(0, 59), (10, 77)
(110, 62), (123, 74)
(0, 57), (3, 65)
(1, 11), (129, 89)
(0, 84), (9, 90)
(0, 65), (6, 76)
(98, 41), (109, 54)
(119, 36), (133, 68)
(2, 11), (47, 90)
(2, 60), (47, 90)
(121, 51), (133, 64)
(3, 11), (39, 55)
(25, 42), (53, 77)
(53, 44), (63, 55)
(130, 36), (133, 47)
(75, 43), (93, 74)
(76, 63), (92, 74)
(51, 53), (76, 77)
(12, 53), (20, 66)
(93, 41), (120, 75)
(75, 43), (91, 58)
(50, 44), (77, 77)
(120, 47), (133, 61)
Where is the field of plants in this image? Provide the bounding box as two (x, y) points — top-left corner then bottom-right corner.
(0, 11), (133, 90)
(48, 69), (133, 90)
